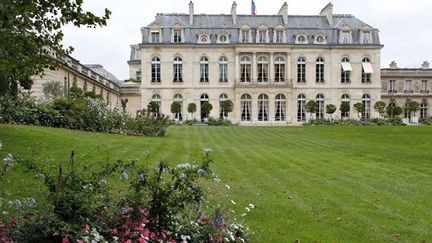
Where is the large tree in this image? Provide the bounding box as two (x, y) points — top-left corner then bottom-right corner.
(0, 0), (111, 96)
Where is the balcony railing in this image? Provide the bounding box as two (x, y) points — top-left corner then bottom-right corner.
(388, 90), (398, 94)
(234, 79), (292, 88)
(404, 90), (414, 94)
(421, 90), (430, 94)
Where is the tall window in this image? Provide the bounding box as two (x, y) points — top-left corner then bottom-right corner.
(136, 71), (142, 81)
(362, 94), (371, 119)
(389, 80), (396, 93)
(275, 31), (284, 43)
(173, 94), (183, 121)
(241, 94), (252, 121)
(316, 94), (325, 119)
(405, 80), (412, 93)
(341, 57), (352, 83)
(341, 94), (350, 118)
(240, 56), (251, 82)
(219, 57), (228, 82)
(316, 57), (324, 83)
(151, 57), (161, 83)
(200, 57), (209, 82)
(420, 102), (428, 119)
(219, 93), (228, 119)
(241, 30), (249, 43)
(404, 101), (411, 120)
(422, 80), (428, 93)
(152, 94), (161, 113)
(258, 30), (266, 43)
(257, 56), (268, 82)
(173, 57), (183, 83)
(362, 57), (372, 83)
(274, 57), (285, 82)
(258, 94), (269, 121)
(275, 94), (286, 121)
(297, 94), (306, 122)
(173, 30), (182, 43)
(297, 57), (306, 83)
(342, 31), (351, 44)
(151, 32), (160, 43)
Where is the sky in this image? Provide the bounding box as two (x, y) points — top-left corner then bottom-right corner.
(62, 0), (432, 80)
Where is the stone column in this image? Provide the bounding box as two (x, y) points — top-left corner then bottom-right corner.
(269, 93), (275, 123)
(287, 53), (291, 84)
(235, 53), (240, 82)
(252, 52), (257, 82)
(269, 52), (274, 83)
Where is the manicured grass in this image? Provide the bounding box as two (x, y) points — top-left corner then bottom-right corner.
(0, 124), (431, 242)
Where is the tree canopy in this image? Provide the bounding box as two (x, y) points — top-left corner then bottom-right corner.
(0, 0), (111, 96)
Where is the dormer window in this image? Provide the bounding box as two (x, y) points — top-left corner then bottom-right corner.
(240, 26), (251, 43)
(314, 35), (326, 44)
(361, 31), (373, 44)
(340, 26), (353, 44)
(217, 34), (229, 44)
(258, 30), (266, 43)
(198, 34), (211, 44)
(151, 31), (160, 43)
(173, 30), (182, 43)
(275, 30), (284, 43)
(296, 35), (308, 44)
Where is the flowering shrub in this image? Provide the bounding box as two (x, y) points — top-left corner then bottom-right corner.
(0, 145), (251, 242)
(0, 93), (169, 136)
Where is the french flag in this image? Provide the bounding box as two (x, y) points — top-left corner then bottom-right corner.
(251, 0), (256, 16)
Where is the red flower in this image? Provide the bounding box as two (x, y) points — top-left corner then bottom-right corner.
(110, 228), (118, 236)
(61, 236), (70, 243)
(0, 222), (6, 230)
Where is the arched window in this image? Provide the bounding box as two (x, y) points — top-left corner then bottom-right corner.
(420, 102), (428, 119)
(274, 56), (285, 82)
(257, 56), (269, 82)
(297, 94), (306, 122)
(198, 34), (210, 44)
(151, 57), (161, 83)
(296, 35), (308, 44)
(219, 93), (229, 118)
(297, 57), (306, 83)
(341, 57), (352, 83)
(173, 94), (183, 121)
(315, 35), (326, 44)
(241, 94), (252, 121)
(316, 94), (325, 119)
(200, 56), (209, 82)
(219, 56), (228, 82)
(362, 94), (371, 119)
(200, 94), (209, 101)
(218, 34), (229, 43)
(173, 57), (183, 83)
(404, 100), (411, 120)
(258, 94), (269, 121)
(316, 57), (324, 83)
(341, 94), (350, 118)
(151, 94), (161, 113)
(275, 94), (286, 121)
(240, 56), (251, 82)
(362, 57), (372, 83)
(200, 94), (210, 120)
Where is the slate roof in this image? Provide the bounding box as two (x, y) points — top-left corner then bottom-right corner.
(85, 64), (121, 84)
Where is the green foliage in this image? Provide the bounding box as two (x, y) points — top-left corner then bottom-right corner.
(0, 148), (249, 242)
(187, 103), (197, 116)
(201, 102), (213, 118)
(340, 101), (350, 114)
(353, 103), (364, 118)
(147, 101), (160, 115)
(206, 117), (232, 126)
(170, 101), (182, 114)
(0, 0), (111, 96)
(42, 80), (63, 100)
(386, 104), (403, 117)
(305, 100), (317, 120)
(221, 100), (234, 115)
(0, 94), (169, 136)
(407, 100), (420, 116)
(373, 101), (386, 116)
(305, 117), (406, 126)
(326, 104), (337, 117)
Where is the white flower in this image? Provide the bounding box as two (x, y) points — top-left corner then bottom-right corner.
(245, 207), (250, 212)
(225, 184), (231, 190)
(248, 203), (255, 209)
(14, 199), (22, 208)
(120, 172), (129, 180)
(230, 200), (236, 205)
(241, 213), (247, 217)
(197, 168), (207, 176)
(0, 141), (2, 150)
(83, 183), (94, 190)
(3, 153), (15, 166)
(224, 238), (229, 242)
(26, 197), (36, 207)
(177, 163), (192, 169)
(35, 173), (45, 179)
(229, 232), (235, 241)
(179, 173), (187, 179)
(138, 173), (145, 181)
(99, 179), (108, 185)
(204, 148), (213, 153)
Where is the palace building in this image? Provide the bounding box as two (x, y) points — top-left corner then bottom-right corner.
(128, 2), (384, 124)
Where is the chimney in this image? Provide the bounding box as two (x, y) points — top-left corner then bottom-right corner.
(231, 1), (237, 25)
(189, 1), (194, 25)
(389, 61), (398, 69)
(278, 2), (288, 25)
(320, 2), (333, 26)
(422, 61), (430, 69)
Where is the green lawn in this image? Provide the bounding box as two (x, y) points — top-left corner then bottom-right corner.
(0, 124), (431, 242)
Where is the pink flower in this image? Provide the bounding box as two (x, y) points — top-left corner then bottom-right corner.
(110, 228), (118, 236)
(61, 236), (70, 243)
(138, 238), (147, 243)
(82, 224), (90, 233)
(0, 222), (6, 230)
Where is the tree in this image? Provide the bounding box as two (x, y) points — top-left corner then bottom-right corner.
(201, 102), (213, 121)
(147, 101), (160, 116)
(326, 104), (337, 120)
(373, 101), (386, 117)
(407, 100), (420, 122)
(0, 0), (111, 97)
(170, 101), (182, 121)
(220, 100), (234, 119)
(305, 100), (317, 121)
(353, 102), (364, 119)
(386, 104), (402, 118)
(42, 81), (63, 100)
(340, 101), (350, 119)
(187, 103), (197, 120)
(121, 98), (129, 113)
